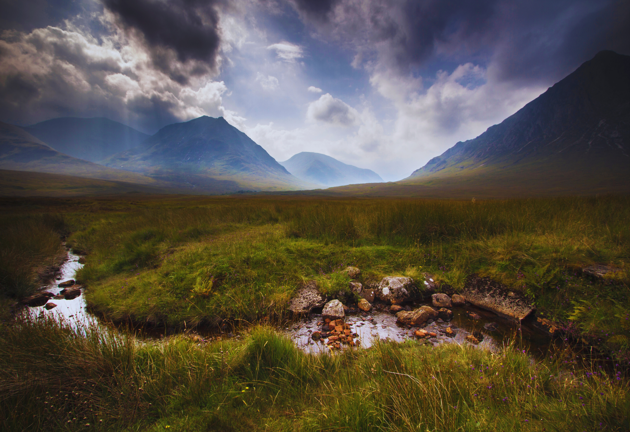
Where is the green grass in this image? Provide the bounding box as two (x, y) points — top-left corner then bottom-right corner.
(1, 195), (629, 430)
(0, 213), (66, 300)
(0, 317), (627, 431)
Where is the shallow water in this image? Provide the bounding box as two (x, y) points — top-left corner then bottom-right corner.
(288, 303), (554, 356)
(23, 250), (97, 328)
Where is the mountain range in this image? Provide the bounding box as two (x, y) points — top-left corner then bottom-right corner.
(280, 152), (382, 187)
(1, 50), (629, 198)
(0, 121), (163, 188)
(25, 117), (149, 163)
(331, 50), (630, 198)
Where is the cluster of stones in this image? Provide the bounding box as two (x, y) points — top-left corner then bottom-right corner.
(21, 279), (82, 310)
(312, 318), (358, 350)
(289, 266), (499, 348)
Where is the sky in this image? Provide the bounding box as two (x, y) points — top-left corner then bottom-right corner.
(0, 0), (628, 180)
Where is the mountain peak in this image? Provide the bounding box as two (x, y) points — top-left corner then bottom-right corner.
(280, 151), (383, 187)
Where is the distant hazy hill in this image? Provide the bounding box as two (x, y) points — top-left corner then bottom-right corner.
(0, 121), (163, 187)
(402, 51), (630, 194)
(105, 116), (311, 192)
(25, 117), (149, 163)
(280, 152), (382, 187)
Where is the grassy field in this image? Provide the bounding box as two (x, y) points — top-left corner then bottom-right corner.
(1, 194), (629, 430)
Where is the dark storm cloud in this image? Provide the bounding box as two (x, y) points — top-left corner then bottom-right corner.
(103, 0), (223, 83)
(292, 0), (630, 85)
(0, 0), (87, 32)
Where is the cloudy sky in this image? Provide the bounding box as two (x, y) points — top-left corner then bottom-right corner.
(1, 0), (628, 180)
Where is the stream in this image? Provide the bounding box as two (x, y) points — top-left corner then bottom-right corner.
(25, 250), (562, 361)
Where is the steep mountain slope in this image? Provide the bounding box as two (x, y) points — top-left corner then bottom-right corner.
(0, 122), (164, 187)
(25, 117), (149, 163)
(105, 116), (311, 191)
(404, 51), (630, 193)
(280, 152), (382, 187)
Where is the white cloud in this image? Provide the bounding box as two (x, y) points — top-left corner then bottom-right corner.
(307, 86), (322, 93)
(255, 72), (279, 91)
(306, 93), (359, 127)
(267, 41), (304, 63)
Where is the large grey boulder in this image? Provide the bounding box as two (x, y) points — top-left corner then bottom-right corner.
(322, 299), (345, 320)
(377, 276), (417, 304)
(287, 281), (326, 315)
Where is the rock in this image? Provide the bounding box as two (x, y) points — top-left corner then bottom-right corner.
(421, 273), (439, 292)
(322, 299), (345, 320)
(396, 306), (438, 326)
(428, 332), (437, 337)
(390, 305), (403, 313)
(287, 281), (326, 315)
(377, 276), (417, 304)
(465, 335), (480, 345)
(350, 281), (363, 294)
(44, 302), (57, 310)
(21, 292), (55, 307)
(451, 294), (466, 306)
(78, 257), (86, 264)
(360, 288), (376, 303)
(58, 280), (75, 287)
(53, 294), (64, 300)
(484, 322), (498, 332)
(432, 293), (452, 308)
(582, 264), (622, 279)
(438, 308), (453, 321)
(311, 331), (322, 340)
(415, 329), (428, 338)
(343, 266), (361, 279)
(445, 327), (456, 337)
(62, 287), (82, 300)
(463, 275), (535, 321)
(358, 298), (372, 312)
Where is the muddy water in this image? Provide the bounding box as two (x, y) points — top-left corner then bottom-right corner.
(23, 250), (96, 328)
(288, 303), (553, 356)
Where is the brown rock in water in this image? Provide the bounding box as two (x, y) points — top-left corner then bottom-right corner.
(44, 302), (57, 310)
(484, 322), (498, 332)
(451, 294), (466, 306)
(311, 331), (322, 340)
(358, 298), (372, 312)
(22, 292), (55, 307)
(438, 308), (453, 321)
(343, 266), (361, 279)
(53, 294), (64, 300)
(445, 327), (456, 337)
(390, 305), (403, 313)
(63, 287), (82, 300)
(463, 275), (535, 321)
(467, 311), (481, 320)
(78, 257), (86, 264)
(377, 276), (418, 304)
(415, 329), (428, 338)
(360, 288), (376, 303)
(322, 299), (345, 320)
(396, 305), (438, 326)
(432, 293), (452, 308)
(428, 332), (437, 337)
(58, 280), (75, 287)
(465, 335), (480, 344)
(287, 281), (326, 315)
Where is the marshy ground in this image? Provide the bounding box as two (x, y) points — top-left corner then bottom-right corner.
(1, 195), (629, 431)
